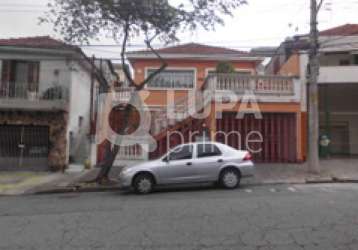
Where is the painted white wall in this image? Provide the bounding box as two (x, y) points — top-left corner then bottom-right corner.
(68, 61), (91, 133)
(319, 66), (358, 84)
(38, 60), (72, 93)
(299, 54), (309, 112)
(66, 61), (93, 164)
(320, 52), (354, 66)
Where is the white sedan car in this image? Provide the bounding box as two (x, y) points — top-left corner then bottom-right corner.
(119, 142), (255, 194)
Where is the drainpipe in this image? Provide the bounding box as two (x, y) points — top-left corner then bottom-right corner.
(89, 55), (95, 141)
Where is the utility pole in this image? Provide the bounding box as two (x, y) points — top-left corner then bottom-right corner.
(307, 0), (323, 173)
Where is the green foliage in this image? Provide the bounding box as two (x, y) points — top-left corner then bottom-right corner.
(216, 61), (236, 73)
(41, 0), (247, 44)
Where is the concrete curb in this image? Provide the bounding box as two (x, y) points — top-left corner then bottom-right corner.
(305, 177), (358, 184)
(332, 177), (358, 183)
(34, 185), (121, 195)
(4, 177), (357, 196)
(305, 177), (334, 184)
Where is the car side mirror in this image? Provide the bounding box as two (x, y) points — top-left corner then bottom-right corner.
(163, 157), (170, 163)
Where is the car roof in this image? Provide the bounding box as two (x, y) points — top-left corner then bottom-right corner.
(174, 142), (225, 147)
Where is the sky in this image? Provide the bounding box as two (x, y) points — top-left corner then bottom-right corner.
(0, 0), (358, 58)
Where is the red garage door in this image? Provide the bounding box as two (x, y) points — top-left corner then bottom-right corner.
(216, 113), (297, 163)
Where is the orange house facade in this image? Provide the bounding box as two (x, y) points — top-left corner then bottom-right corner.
(105, 43), (305, 165)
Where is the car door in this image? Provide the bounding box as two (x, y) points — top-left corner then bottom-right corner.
(193, 143), (224, 181)
(156, 144), (196, 184)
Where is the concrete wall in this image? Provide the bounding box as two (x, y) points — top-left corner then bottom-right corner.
(319, 66), (358, 84)
(38, 60), (72, 93)
(67, 61), (92, 163)
(320, 52), (357, 66)
(299, 54), (309, 112)
(68, 62), (91, 134)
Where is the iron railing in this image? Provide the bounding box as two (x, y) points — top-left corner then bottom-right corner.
(0, 82), (69, 101)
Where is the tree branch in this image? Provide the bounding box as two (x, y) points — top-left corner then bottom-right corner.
(317, 0), (325, 12)
(136, 33), (168, 90)
(121, 20), (136, 88)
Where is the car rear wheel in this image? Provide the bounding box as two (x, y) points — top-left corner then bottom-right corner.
(220, 169), (241, 189)
(133, 174), (154, 194)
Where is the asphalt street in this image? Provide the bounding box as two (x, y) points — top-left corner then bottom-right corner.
(0, 183), (358, 250)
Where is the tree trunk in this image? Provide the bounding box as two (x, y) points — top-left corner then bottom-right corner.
(307, 0), (321, 174)
(96, 104), (133, 182)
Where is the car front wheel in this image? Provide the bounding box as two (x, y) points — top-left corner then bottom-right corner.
(219, 169), (241, 189)
(133, 174), (155, 194)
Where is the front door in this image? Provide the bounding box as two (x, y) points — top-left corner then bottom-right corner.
(157, 144), (196, 184)
(330, 124), (350, 155)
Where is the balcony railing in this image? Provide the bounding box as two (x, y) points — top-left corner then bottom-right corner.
(204, 73), (296, 96)
(112, 87), (136, 104)
(0, 82), (68, 100)
(116, 145), (148, 161)
(0, 82), (69, 110)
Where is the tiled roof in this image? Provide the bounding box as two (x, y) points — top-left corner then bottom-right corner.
(0, 36), (79, 51)
(133, 43), (248, 55)
(320, 24), (358, 36)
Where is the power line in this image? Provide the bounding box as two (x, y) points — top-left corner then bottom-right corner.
(1, 0), (357, 14)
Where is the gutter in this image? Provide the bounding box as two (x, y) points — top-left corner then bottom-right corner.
(127, 53), (265, 62)
(0, 46), (78, 57)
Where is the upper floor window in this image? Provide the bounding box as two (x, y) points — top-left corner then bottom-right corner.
(1, 60), (39, 85)
(0, 60), (40, 98)
(146, 69), (195, 89)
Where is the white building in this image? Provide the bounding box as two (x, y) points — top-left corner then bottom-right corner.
(0, 36), (112, 171)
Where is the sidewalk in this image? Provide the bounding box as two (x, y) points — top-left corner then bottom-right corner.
(29, 166), (124, 195)
(0, 172), (65, 196)
(34, 159), (358, 195)
(1, 159), (358, 196)
(253, 158), (358, 185)
(0, 165), (92, 196)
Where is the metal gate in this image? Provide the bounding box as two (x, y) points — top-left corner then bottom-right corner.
(0, 125), (49, 170)
(216, 113), (297, 163)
